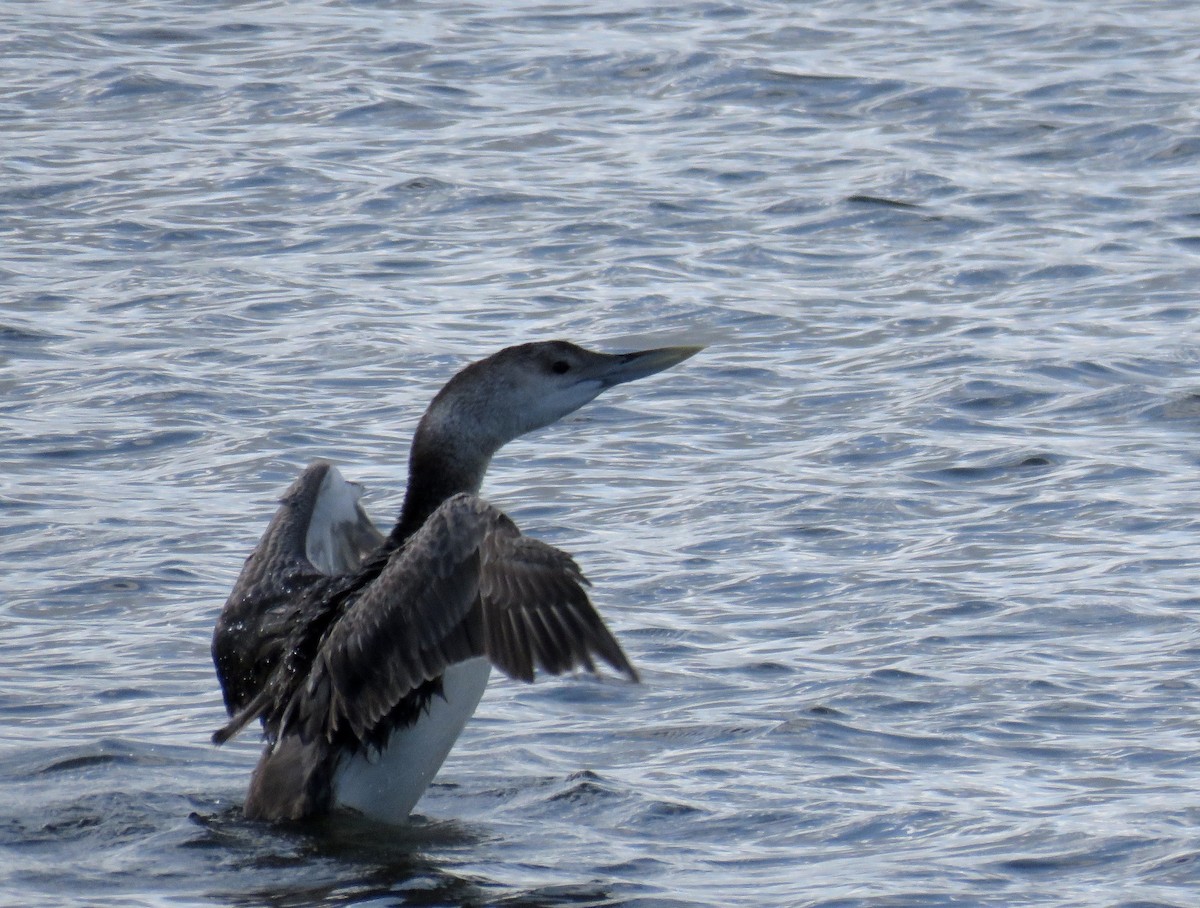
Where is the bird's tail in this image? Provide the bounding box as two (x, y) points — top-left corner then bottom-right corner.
(241, 734), (338, 821)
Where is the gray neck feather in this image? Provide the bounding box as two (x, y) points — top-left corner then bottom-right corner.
(392, 400), (500, 543)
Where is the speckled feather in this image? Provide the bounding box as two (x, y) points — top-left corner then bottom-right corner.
(284, 492), (635, 748)
(210, 342), (699, 821)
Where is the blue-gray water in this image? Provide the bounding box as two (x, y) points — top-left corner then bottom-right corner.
(4, 1), (1200, 905)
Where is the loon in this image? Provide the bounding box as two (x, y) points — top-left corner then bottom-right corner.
(211, 340), (700, 823)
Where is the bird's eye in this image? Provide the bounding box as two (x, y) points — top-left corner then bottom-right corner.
(551, 360), (571, 374)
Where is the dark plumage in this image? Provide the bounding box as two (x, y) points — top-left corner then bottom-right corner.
(211, 341), (699, 822)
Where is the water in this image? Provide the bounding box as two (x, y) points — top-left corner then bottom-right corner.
(4, 0), (1200, 904)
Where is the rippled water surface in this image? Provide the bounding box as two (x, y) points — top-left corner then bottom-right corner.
(5, 1), (1200, 905)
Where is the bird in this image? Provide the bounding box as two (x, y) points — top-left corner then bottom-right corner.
(211, 340), (700, 823)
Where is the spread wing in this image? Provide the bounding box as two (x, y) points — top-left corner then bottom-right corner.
(302, 463), (387, 576)
(280, 492), (638, 747)
(212, 461), (385, 715)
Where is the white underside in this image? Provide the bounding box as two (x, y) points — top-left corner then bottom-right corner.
(331, 657), (492, 823)
(306, 465), (383, 576)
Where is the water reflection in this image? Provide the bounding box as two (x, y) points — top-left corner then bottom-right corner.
(197, 810), (620, 908)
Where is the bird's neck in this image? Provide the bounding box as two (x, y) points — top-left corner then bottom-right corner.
(390, 417), (495, 545)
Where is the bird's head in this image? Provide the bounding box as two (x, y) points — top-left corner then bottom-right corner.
(396, 339), (702, 538)
(421, 340), (703, 454)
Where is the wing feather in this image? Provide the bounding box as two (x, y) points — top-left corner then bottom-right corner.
(479, 530), (637, 683)
(212, 461), (379, 715)
(305, 463), (386, 576)
(279, 494), (493, 743)
(265, 492), (636, 750)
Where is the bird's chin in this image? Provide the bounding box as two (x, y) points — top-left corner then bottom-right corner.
(521, 383), (605, 433)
